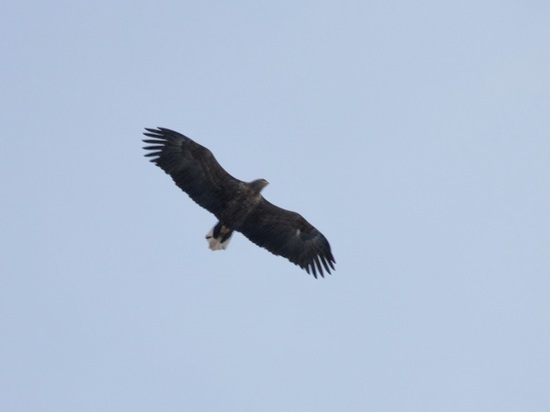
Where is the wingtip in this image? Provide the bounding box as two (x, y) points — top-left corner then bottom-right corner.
(143, 127), (160, 134)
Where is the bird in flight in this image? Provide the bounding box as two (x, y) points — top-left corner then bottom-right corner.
(143, 127), (335, 278)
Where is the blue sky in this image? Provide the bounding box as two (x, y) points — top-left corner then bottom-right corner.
(1, 1), (549, 411)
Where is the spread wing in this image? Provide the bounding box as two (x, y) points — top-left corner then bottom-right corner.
(142, 127), (240, 218)
(238, 199), (335, 278)
(143, 127), (240, 217)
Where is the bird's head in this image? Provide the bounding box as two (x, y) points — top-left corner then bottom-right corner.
(249, 178), (269, 193)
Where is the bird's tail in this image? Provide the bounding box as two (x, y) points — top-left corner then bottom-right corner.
(205, 222), (233, 250)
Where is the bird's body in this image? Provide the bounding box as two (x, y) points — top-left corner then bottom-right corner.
(143, 127), (335, 277)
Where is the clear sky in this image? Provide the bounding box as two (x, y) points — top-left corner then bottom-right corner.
(1, 1), (549, 411)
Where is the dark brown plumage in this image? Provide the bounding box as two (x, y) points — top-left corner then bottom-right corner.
(143, 127), (335, 278)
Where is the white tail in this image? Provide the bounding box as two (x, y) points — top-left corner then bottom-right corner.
(205, 226), (231, 250)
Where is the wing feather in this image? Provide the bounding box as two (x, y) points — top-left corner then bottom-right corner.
(142, 127), (240, 218)
(237, 199), (335, 278)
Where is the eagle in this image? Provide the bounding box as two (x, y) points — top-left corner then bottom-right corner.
(142, 127), (335, 278)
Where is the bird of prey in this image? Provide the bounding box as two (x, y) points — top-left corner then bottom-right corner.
(143, 127), (335, 278)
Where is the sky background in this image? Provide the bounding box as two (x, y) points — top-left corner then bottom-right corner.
(1, 1), (549, 411)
